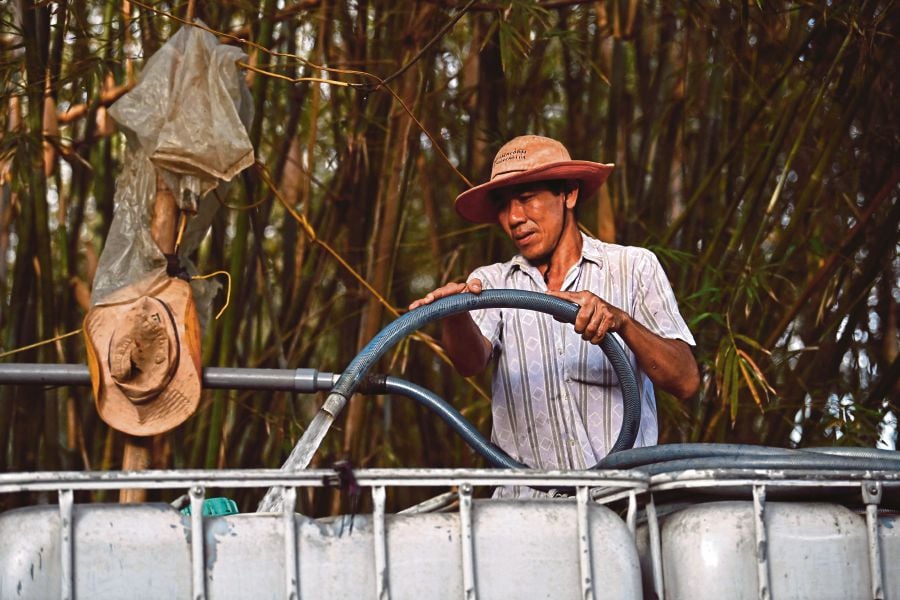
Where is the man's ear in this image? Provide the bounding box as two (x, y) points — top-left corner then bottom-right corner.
(564, 185), (579, 210)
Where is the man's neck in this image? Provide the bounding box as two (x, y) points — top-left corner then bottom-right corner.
(534, 222), (583, 291)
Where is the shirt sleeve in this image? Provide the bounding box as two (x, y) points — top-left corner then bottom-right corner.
(467, 265), (503, 352)
(632, 249), (696, 346)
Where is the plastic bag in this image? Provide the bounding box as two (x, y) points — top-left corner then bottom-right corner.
(91, 22), (254, 325)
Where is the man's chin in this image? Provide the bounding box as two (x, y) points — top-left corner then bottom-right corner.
(520, 247), (550, 264)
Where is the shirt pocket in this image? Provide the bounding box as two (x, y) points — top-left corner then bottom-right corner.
(565, 340), (620, 388)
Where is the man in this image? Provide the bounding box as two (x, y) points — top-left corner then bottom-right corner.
(410, 135), (699, 496)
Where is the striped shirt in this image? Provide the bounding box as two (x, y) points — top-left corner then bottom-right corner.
(468, 234), (695, 497)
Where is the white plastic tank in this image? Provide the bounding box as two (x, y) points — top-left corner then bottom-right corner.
(638, 500), (900, 600)
(0, 499), (642, 599)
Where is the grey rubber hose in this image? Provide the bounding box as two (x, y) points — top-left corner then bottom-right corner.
(641, 453), (900, 475)
(260, 288), (644, 513)
(334, 289), (642, 458)
(385, 377), (525, 469)
(595, 443), (803, 469)
(595, 442), (900, 474)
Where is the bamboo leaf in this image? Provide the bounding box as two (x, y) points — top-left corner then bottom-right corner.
(736, 353), (765, 413)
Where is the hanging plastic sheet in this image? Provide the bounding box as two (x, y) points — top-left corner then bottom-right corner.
(92, 21), (254, 325)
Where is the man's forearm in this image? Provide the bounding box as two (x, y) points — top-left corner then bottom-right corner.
(618, 316), (700, 399)
(441, 313), (492, 377)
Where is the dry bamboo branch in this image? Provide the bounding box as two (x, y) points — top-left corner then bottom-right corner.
(57, 82), (134, 124)
(763, 171), (900, 350)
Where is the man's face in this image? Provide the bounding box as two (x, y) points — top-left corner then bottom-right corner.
(494, 182), (575, 262)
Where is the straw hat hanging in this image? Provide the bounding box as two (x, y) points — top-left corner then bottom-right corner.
(83, 275), (202, 436)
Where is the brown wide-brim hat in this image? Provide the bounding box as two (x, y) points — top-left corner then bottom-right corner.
(455, 135), (614, 224)
(83, 273), (202, 437)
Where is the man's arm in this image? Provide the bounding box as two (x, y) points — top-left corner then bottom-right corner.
(409, 279), (493, 377)
(548, 290), (700, 399)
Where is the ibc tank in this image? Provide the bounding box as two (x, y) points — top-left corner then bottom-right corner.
(638, 500), (900, 600)
(0, 498), (642, 599)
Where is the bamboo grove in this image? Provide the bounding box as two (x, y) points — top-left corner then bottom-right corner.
(1, 0), (897, 512)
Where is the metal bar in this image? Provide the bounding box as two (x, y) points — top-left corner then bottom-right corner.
(0, 363), (340, 392)
(397, 490), (457, 515)
(652, 477), (900, 492)
(58, 489), (74, 600)
(0, 363), (91, 386)
(862, 481), (884, 600)
(651, 468), (900, 488)
(0, 468), (649, 494)
(576, 486), (595, 600)
(282, 487), (299, 600)
(372, 486), (389, 600)
(189, 485), (206, 600)
(458, 483), (477, 600)
(626, 490), (637, 537)
(645, 494), (664, 600)
(590, 484), (652, 505)
(752, 484), (770, 600)
(7, 467), (897, 497)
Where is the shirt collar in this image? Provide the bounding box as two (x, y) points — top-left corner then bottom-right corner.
(580, 232), (605, 268)
(504, 232), (604, 278)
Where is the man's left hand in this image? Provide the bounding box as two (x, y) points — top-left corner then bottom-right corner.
(547, 290), (629, 345)
(549, 289), (700, 399)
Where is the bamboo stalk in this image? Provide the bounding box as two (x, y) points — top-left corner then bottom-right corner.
(203, 0), (279, 470)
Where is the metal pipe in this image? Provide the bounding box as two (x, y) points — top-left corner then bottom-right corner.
(0, 363), (92, 386)
(282, 486), (299, 600)
(576, 486), (596, 600)
(752, 484), (771, 600)
(0, 365), (525, 471)
(862, 481), (885, 600)
(372, 486), (389, 600)
(646, 494), (665, 600)
(0, 363), (339, 392)
(58, 488), (74, 600)
(189, 485), (207, 600)
(458, 482), (477, 599)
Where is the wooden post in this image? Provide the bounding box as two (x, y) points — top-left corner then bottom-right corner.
(119, 173), (179, 503)
(119, 436), (152, 502)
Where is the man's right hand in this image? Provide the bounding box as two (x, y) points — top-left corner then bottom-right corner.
(408, 278), (483, 310)
(407, 278), (491, 376)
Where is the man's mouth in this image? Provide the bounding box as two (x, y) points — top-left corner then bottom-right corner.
(514, 231), (536, 245)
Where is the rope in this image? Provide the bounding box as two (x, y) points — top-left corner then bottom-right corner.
(191, 270), (232, 320)
(0, 329), (83, 360)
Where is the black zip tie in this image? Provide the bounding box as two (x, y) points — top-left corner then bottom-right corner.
(323, 460), (361, 536)
(164, 253), (191, 281)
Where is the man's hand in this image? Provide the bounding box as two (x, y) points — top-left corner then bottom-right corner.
(408, 278), (483, 310)
(407, 278), (491, 377)
(547, 290), (629, 344)
(548, 289), (700, 399)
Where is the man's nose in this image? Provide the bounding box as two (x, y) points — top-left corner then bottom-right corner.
(508, 199), (526, 224)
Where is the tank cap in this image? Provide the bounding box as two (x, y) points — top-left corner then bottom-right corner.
(180, 496), (239, 516)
